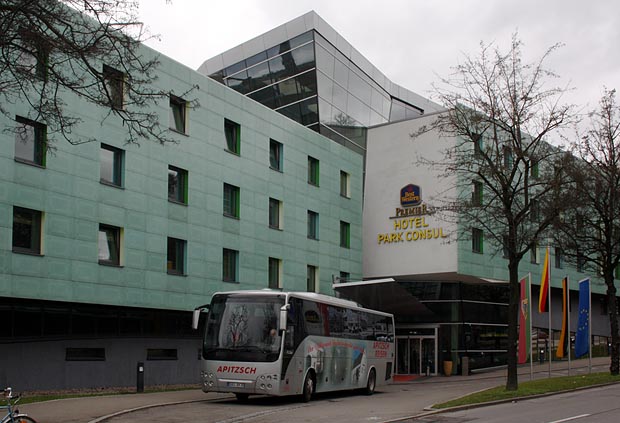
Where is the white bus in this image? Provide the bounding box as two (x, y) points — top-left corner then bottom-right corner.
(192, 290), (395, 402)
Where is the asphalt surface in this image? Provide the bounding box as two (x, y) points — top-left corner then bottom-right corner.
(18, 356), (613, 423)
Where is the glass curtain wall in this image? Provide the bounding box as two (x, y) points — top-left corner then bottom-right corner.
(209, 31), (424, 157)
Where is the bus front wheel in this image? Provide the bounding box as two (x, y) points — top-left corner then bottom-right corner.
(365, 368), (376, 395)
(302, 372), (314, 402)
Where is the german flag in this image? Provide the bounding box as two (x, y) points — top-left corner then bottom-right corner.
(556, 277), (569, 358)
(538, 247), (550, 313)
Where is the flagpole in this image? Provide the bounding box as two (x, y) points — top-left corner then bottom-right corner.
(567, 275), (571, 376)
(529, 272), (533, 380)
(547, 246), (552, 378)
(588, 277), (592, 373)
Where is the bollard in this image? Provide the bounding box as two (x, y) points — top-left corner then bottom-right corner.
(137, 361), (144, 393)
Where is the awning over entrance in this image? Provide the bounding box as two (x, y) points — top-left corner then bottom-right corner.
(333, 278), (435, 319)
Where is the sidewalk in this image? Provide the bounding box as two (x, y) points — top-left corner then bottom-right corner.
(20, 356), (612, 423)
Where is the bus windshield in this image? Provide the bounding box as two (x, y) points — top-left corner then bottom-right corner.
(203, 294), (284, 362)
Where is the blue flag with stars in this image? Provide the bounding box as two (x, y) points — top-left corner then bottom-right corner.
(575, 278), (590, 358)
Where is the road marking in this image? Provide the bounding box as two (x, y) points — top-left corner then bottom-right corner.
(547, 414), (590, 423)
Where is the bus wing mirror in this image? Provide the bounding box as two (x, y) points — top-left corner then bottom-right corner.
(192, 304), (210, 330)
(279, 304), (290, 332)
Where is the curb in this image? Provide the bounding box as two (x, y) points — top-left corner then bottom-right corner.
(88, 396), (233, 423)
(384, 380), (620, 422)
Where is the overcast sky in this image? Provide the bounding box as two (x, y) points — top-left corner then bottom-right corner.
(137, 0), (619, 113)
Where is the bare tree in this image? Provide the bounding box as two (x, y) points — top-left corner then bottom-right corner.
(415, 35), (575, 390)
(555, 88), (620, 375)
(0, 0), (182, 146)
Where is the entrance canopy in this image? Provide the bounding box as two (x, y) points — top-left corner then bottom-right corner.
(333, 278), (434, 318)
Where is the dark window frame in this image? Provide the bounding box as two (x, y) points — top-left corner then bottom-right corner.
(224, 119), (241, 155)
(340, 221), (350, 248)
(268, 257), (281, 289)
(223, 248), (239, 282)
(307, 265), (317, 293)
(340, 170), (350, 198)
(269, 138), (283, 171)
(12, 206), (43, 255)
(307, 210), (319, 240)
(98, 224), (121, 266)
(65, 347), (106, 361)
(14, 116), (46, 167)
(167, 237), (186, 276)
(472, 228), (483, 254)
(100, 143), (124, 187)
(103, 64), (125, 110)
(169, 94), (187, 134)
(168, 165), (188, 204)
(269, 197), (281, 229)
(223, 183), (240, 218)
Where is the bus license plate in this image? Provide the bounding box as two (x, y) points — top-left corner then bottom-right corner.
(227, 382), (244, 388)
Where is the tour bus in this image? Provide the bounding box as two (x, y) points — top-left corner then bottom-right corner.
(192, 290), (395, 402)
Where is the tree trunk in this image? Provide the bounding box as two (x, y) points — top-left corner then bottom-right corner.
(605, 274), (620, 375)
(506, 257), (520, 390)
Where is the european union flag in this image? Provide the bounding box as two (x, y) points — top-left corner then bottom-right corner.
(574, 278), (590, 358)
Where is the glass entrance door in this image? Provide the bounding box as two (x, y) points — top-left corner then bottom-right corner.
(397, 336), (436, 375)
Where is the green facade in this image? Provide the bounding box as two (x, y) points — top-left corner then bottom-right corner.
(0, 46), (364, 313)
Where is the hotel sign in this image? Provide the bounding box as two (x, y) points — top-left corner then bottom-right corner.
(377, 183), (448, 245)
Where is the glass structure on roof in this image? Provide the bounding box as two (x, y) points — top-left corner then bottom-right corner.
(208, 30), (424, 156)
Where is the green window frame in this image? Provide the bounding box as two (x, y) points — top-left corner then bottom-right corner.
(307, 265), (317, 293)
(169, 94), (187, 133)
(269, 197), (281, 229)
(100, 143), (124, 187)
(340, 170), (350, 198)
(268, 257), (281, 289)
(98, 224), (121, 266)
(340, 221), (350, 248)
(472, 228), (483, 254)
(308, 156), (319, 186)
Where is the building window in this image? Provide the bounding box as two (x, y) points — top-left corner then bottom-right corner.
(12, 206), (42, 255)
(268, 257), (281, 289)
(168, 165), (188, 204)
(269, 197), (282, 229)
(307, 210), (319, 240)
(531, 160), (539, 178)
(472, 228), (483, 254)
(223, 183), (240, 218)
(169, 95), (187, 133)
(307, 265), (318, 293)
(14, 116), (46, 166)
(103, 64), (125, 109)
(223, 248), (239, 282)
(146, 348), (178, 360)
(339, 271), (350, 283)
(224, 119), (240, 155)
(555, 247), (563, 269)
(340, 171), (350, 198)
(503, 146), (513, 168)
(98, 224), (121, 266)
(65, 348), (106, 361)
(100, 144), (124, 187)
(502, 234), (510, 258)
(340, 221), (350, 248)
(167, 237), (186, 275)
(473, 133), (483, 157)
(269, 139), (283, 171)
(577, 252), (585, 273)
(308, 156), (319, 186)
(530, 242), (539, 264)
(530, 199), (540, 222)
(472, 180), (483, 206)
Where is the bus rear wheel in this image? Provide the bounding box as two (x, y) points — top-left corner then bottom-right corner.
(302, 372), (314, 402)
(365, 368), (376, 395)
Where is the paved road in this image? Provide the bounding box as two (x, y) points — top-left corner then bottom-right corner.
(413, 384), (620, 423)
(19, 357), (612, 423)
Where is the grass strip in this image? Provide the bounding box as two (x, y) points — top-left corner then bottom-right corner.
(433, 372), (620, 409)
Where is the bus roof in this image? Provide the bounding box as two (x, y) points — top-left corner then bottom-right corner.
(210, 289), (393, 318)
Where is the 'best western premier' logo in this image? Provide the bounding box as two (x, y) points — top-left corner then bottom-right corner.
(400, 184), (421, 207)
